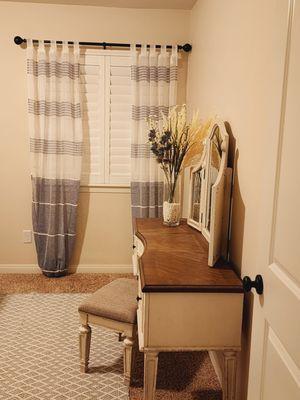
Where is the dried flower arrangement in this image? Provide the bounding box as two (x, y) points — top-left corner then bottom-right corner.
(147, 105), (208, 204)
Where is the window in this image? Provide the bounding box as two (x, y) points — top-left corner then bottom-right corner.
(80, 49), (131, 186)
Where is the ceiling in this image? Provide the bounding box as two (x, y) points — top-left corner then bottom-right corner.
(4, 0), (197, 9)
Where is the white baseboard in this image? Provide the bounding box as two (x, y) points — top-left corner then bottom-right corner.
(0, 264), (133, 274)
(209, 350), (223, 385)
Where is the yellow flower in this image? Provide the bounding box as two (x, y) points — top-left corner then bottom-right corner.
(183, 118), (212, 167)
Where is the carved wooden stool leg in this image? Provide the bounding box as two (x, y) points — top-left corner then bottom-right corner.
(123, 336), (134, 383)
(79, 324), (91, 373)
(144, 351), (159, 400)
(222, 350), (238, 400)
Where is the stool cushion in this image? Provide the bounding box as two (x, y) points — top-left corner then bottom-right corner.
(78, 278), (138, 324)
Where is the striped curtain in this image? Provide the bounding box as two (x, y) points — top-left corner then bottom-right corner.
(130, 44), (178, 218)
(27, 39), (83, 277)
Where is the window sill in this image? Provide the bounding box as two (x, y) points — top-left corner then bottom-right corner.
(80, 184), (131, 194)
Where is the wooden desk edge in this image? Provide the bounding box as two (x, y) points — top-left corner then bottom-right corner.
(141, 284), (244, 293)
(134, 218), (244, 294)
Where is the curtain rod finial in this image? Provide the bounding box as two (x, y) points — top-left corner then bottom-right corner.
(14, 36), (24, 45)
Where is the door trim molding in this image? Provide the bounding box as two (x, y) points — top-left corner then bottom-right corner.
(269, 0), (295, 263)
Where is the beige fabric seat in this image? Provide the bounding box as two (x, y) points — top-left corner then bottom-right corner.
(78, 278), (138, 381)
(79, 278), (137, 324)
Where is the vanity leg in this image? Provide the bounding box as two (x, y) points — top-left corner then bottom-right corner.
(123, 336), (134, 383)
(79, 324), (91, 373)
(144, 351), (159, 400)
(222, 351), (238, 400)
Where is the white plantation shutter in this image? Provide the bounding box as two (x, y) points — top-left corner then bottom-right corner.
(80, 53), (105, 185)
(107, 56), (131, 184)
(80, 50), (132, 186)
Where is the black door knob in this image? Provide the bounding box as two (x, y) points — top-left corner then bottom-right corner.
(243, 275), (264, 295)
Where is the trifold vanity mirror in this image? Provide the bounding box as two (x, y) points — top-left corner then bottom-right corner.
(187, 118), (232, 267)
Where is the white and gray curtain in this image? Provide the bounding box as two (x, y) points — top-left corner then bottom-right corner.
(27, 39), (83, 277)
(130, 44), (178, 218)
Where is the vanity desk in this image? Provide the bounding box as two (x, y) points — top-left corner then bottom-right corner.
(133, 218), (244, 400)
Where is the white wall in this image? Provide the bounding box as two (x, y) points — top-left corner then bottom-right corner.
(0, 1), (189, 272)
(187, 0), (289, 397)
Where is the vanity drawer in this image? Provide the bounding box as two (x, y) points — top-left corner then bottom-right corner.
(133, 235), (144, 257)
(137, 307), (144, 349)
(132, 235), (144, 276)
(133, 235), (142, 255)
(142, 292), (243, 350)
(136, 264), (147, 349)
(132, 254), (139, 276)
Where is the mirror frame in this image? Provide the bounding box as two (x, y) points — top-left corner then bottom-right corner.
(187, 118), (230, 266)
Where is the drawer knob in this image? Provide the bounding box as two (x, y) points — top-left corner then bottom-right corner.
(136, 296), (142, 302)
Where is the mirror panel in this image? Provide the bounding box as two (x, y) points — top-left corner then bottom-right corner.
(187, 146), (207, 230)
(190, 168), (203, 222)
(205, 125), (222, 232)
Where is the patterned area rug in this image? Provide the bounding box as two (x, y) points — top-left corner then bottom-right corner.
(0, 293), (128, 400)
(0, 283), (222, 400)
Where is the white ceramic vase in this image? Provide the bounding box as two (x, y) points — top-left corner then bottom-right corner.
(163, 201), (181, 226)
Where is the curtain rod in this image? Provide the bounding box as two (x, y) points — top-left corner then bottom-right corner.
(14, 36), (192, 52)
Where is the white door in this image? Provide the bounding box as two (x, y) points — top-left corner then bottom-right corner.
(247, 1), (300, 399)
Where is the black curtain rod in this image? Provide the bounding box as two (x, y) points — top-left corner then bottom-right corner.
(14, 36), (192, 52)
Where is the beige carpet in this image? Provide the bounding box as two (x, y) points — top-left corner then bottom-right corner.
(0, 273), (222, 399)
(0, 273), (132, 294)
(130, 345), (222, 400)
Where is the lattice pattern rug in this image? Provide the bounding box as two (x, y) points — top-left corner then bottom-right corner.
(0, 293), (128, 400)
(0, 292), (221, 400)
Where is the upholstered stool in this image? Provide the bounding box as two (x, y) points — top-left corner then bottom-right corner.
(78, 278), (138, 381)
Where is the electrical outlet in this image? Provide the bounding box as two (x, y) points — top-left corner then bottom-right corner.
(23, 230), (32, 243)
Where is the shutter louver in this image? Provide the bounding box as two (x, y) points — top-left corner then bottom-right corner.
(80, 51), (131, 186)
(108, 57), (132, 184)
(80, 53), (105, 185)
